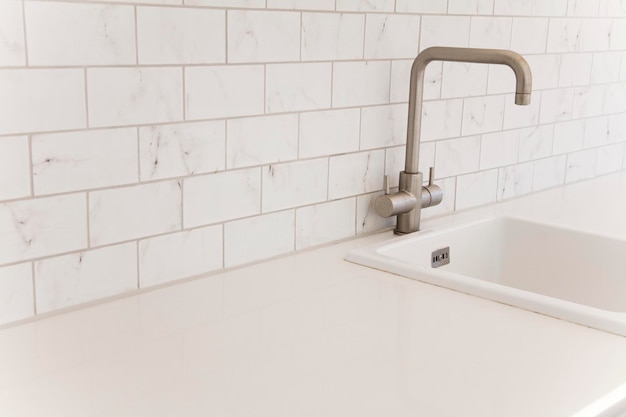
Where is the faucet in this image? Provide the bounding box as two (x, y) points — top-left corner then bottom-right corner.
(375, 46), (532, 234)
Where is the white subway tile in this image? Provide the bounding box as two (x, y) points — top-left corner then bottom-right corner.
(566, 148), (598, 183)
(455, 169), (498, 210)
(296, 198), (356, 250)
(559, 54), (593, 87)
(25, 2), (135, 66)
(186, 0), (264, 7)
(435, 136), (481, 178)
(441, 62), (488, 99)
(525, 54), (560, 90)
(448, 0), (494, 15)
(511, 18), (549, 54)
(224, 211), (295, 267)
(533, 0), (568, 16)
(300, 109), (360, 158)
(518, 125), (554, 162)
(567, 0), (600, 16)
(487, 64), (516, 95)
(90, 181), (181, 246)
(35, 243), (137, 314)
(596, 143), (625, 175)
(103, 0), (181, 4)
(0, 1), (25, 66)
(604, 82), (626, 113)
(0, 263), (33, 325)
(137, 7), (225, 65)
(533, 155), (567, 191)
(421, 99), (464, 141)
(461, 95), (505, 135)
(32, 128), (138, 195)
(396, 0), (447, 13)
(0, 69), (86, 135)
(539, 88), (574, 124)
(0, 194), (87, 265)
(0, 136), (30, 201)
(329, 150), (385, 199)
(360, 104), (408, 150)
(356, 192), (394, 234)
(591, 52), (622, 83)
(88, 68), (183, 127)
(497, 162), (534, 201)
(610, 18), (626, 50)
(269, 0), (335, 9)
(332, 61), (390, 108)
(420, 16), (470, 51)
(553, 120), (585, 154)
(302, 13), (364, 61)
(364, 14), (420, 59)
(228, 115), (298, 169)
(584, 116), (612, 148)
(228, 10), (300, 63)
(184, 168), (261, 228)
(139, 226), (222, 288)
(469, 17), (513, 49)
(609, 113), (626, 142)
(266, 63), (332, 112)
(547, 19), (612, 52)
(503, 92), (541, 129)
(600, 1), (626, 17)
(493, 0), (531, 15)
(572, 85), (606, 119)
(336, 0), (394, 11)
(186, 65), (264, 120)
(140, 121), (225, 181)
(480, 130), (520, 170)
(262, 159), (328, 212)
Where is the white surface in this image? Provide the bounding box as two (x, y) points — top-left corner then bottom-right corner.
(347, 216), (626, 335)
(2, 173), (626, 417)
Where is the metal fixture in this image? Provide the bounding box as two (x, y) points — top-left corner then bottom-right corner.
(375, 46), (532, 234)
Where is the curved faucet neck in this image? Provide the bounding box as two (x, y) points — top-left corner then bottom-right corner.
(404, 47), (532, 174)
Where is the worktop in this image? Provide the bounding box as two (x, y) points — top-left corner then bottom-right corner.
(2, 172), (626, 417)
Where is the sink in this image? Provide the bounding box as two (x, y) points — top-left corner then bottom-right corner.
(346, 216), (626, 336)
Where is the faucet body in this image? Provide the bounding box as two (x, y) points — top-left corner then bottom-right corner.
(375, 46), (532, 234)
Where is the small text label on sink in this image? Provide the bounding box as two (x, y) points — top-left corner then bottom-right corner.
(431, 247), (450, 268)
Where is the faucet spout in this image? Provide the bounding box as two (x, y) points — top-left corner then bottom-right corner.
(375, 47), (532, 235)
(405, 47), (532, 174)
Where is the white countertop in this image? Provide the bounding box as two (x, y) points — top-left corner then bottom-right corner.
(2, 173), (626, 417)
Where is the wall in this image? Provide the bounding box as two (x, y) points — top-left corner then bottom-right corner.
(1, 0), (626, 325)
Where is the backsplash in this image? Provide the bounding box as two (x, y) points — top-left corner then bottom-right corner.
(2, 0), (626, 325)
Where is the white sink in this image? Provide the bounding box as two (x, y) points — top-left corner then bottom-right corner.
(346, 216), (626, 336)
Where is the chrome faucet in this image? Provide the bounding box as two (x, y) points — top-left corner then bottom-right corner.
(375, 46), (532, 234)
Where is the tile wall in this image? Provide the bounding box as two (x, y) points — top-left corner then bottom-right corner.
(2, 0), (626, 325)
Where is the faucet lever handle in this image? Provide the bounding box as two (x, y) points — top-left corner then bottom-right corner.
(383, 175), (390, 195)
(428, 166), (435, 186)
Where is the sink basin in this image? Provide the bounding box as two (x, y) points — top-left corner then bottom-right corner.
(346, 216), (626, 336)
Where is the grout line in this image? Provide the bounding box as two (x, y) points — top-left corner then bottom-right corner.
(224, 9), (229, 64)
(84, 68), (90, 128)
(86, 191), (91, 248)
(134, 5), (139, 65)
(21, 0), (29, 67)
(27, 135), (35, 198)
(135, 241), (140, 289)
(31, 261), (37, 315)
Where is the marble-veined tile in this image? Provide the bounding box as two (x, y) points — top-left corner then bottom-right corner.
(0, 263), (34, 326)
(137, 7), (225, 65)
(336, 0), (394, 11)
(448, 0), (494, 15)
(262, 159), (328, 212)
(539, 88), (574, 124)
(139, 121), (225, 181)
(88, 67), (183, 128)
(420, 98), (463, 141)
(596, 143), (625, 175)
(89, 181), (181, 246)
(301, 13), (364, 61)
(32, 128), (138, 195)
(266, 63), (331, 113)
(461, 95), (505, 136)
(364, 14), (420, 59)
(227, 114), (298, 169)
(511, 17), (549, 53)
(480, 130), (520, 170)
(300, 108), (360, 158)
(518, 125), (554, 162)
(435, 136), (481, 178)
(420, 16), (470, 51)
(185, 0), (264, 7)
(559, 53), (593, 87)
(139, 226), (222, 288)
(504, 92), (541, 129)
(224, 211), (295, 267)
(533, 155), (567, 191)
(268, 0), (335, 9)
(183, 168), (261, 228)
(572, 85), (606, 119)
(356, 192), (395, 234)
(441, 62), (488, 99)
(332, 61), (390, 108)
(25, 2), (135, 66)
(469, 17), (513, 49)
(0, 69), (86, 135)
(186, 65), (264, 120)
(396, 0), (447, 13)
(0, 1), (26, 66)
(228, 10), (300, 63)
(35, 243), (137, 314)
(553, 119), (585, 154)
(591, 51), (622, 83)
(497, 162), (534, 201)
(296, 198), (356, 250)
(566, 148), (598, 183)
(329, 150), (385, 199)
(0, 194), (87, 265)
(0, 136), (30, 201)
(455, 169), (498, 210)
(360, 104), (408, 150)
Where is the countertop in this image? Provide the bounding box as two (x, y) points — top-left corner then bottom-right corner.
(3, 172), (626, 417)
